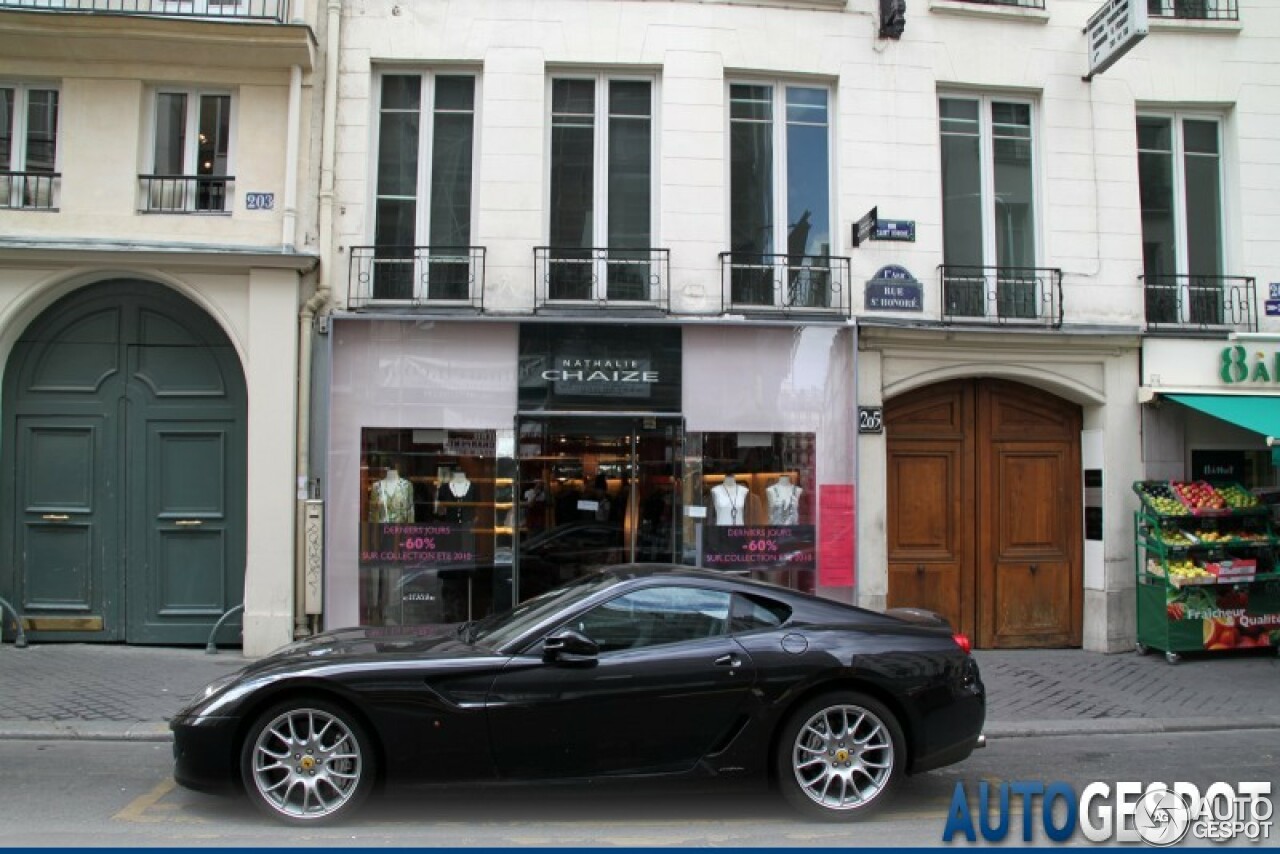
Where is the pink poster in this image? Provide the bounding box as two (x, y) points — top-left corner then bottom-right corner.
(819, 484), (855, 587)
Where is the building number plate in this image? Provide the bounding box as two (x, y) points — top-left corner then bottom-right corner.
(858, 407), (883, 434)
(245, 192), (275, 211)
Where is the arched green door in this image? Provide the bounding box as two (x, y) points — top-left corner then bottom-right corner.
(2, 280), (247, 644)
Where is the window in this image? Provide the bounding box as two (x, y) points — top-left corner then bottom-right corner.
(0, 83), (58, 210)
(372, 72), (477, 301)
(728, 82), (833, 308)
(146, 88), (232, 213)
(729, 593), (791, 633)
(570, 586), (731, 653)
(1137, 114), (1224, 324)
(939, 95), (1038, 318)
(546, 74), (654, 302)
(1147, 0), (1237, 20)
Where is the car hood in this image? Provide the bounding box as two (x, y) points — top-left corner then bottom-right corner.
(240, 624), (486, 675)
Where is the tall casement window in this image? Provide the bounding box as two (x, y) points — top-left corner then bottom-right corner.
(1137, 114), (1225, 325)
(0, 83), (59, 210)
(728, 82), (833, 308)
(147, 88), (232, 213)
(372, 72), (477, 301)
(546, 75), (654, 302)
(939, 96), (1038, 318)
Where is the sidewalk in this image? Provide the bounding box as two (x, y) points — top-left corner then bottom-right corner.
(0, 642), (1278, 742)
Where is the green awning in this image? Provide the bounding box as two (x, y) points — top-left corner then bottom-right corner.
(1165, 393), (1280, 440)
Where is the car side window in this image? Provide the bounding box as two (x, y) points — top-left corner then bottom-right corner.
(729, 593), (792, 633)
(571, 586), (732, 653)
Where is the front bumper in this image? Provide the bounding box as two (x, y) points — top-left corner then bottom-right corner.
(171, 714), (241, 793)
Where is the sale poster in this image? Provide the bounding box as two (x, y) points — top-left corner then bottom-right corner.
(819, 484), (855, 587)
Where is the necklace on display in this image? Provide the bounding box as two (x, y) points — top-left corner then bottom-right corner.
(721, 481), (743, 523)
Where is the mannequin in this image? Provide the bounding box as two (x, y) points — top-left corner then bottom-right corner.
(437, 470), (476, 526)
(767, 475), (802, 526)
(710, 474), (750, 526)
(369, 467), (414, 523)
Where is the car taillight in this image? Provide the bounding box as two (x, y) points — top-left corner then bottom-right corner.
(952, 632), (972, 654)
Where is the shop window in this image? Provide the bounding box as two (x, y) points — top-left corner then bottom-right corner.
(142, 88), (232, 213)
(0, 83), (59, 210)
(939, 95), (1039, 318)
(359, 427), (505, 628)
(546, 74), (656, 302)
(727, 82), (834, 309)
(1137, 113), (1225, 325)
(370, 72), (478, 301)
(683, 431), (817, 591)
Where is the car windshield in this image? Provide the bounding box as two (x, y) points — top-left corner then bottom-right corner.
(467, 572), (619, 650)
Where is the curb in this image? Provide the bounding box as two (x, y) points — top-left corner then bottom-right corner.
(0, 720), (172, 742)
(985, 715), (1280, 739)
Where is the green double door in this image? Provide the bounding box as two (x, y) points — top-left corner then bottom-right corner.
(2, 281), (247, 644)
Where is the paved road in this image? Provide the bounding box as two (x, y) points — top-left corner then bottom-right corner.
(0, 730), (1274, 847)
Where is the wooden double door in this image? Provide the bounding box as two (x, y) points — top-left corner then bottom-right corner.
(886, 379), (1082, 648)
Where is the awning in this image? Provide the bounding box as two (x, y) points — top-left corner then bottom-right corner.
(1164, 393), (1280, 446)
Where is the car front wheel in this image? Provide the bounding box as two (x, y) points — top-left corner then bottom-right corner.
(776, 691), (904, 820)
(240, 698), (376, 825)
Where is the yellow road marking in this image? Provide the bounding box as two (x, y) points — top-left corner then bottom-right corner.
(114, 778), (176, 823)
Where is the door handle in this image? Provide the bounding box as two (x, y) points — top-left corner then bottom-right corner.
(174, 520), (204, 527)
(41, 514), (69, 521)
(916, 564), (925, 575)
(1029, 563), (1039, 574)
(714, 654), (741, 668)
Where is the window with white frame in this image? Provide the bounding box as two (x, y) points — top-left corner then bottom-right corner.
(1147, 0), (1236, 20)
(1137, 113), (1225, 325)
(0, 83), (59, 210)
(728, 82), (833, 309)
(371, 72), (477, 302)
(146, 88), (232, 213)
(939, 95), (1038, 318)
(546, 74), (655, 302)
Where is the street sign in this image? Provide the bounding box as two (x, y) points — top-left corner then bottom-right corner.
(1084, 0), (1148, 81)
(1269, 282), (1280, 300)
(874, 219), (915, 242)
(851, 206), (878, 247)
(1265, 299), (1280, 317)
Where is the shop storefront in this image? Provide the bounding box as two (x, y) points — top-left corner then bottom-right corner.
(322, 319), (856, 631)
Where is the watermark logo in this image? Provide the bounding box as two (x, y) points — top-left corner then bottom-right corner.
(1134, 788), (1191, 846)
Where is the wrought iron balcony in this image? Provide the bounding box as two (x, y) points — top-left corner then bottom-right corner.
(0, 171), (58, 210)
(534, 247), (670, 312)
(0, 0), (288, 22)
(1142, 274), (1256, 333)
(1147, 0), (1238, 21)
(348, 246), (486, 311)
(942, 0), (1045, 9)
(940, 265), (1063, 327)
(718, 252), (852, 318)
(138, 175), (233, 214)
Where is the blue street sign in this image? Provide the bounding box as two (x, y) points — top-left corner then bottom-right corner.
(1265, 299), (1280, 317)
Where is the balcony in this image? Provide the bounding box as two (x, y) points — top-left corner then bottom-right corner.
(1142, 274), (1256, 333)
(348, 246), (486, 312)
(534, 247), (670, 313)
(0, 0), (288, 22)
(1147, 0), (1238, 21)
(940, 265), (1063, 327)
(719, 253), (852, 319)
(138, 175), (233, 214)
(0, 171), (58, 210)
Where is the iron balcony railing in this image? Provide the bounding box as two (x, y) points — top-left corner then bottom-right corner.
(348, 246), (486, 311)
(0, 0), (287, 21)
(944, 0), (1045, 9)
(940, 265), (1063, 327)
(534, 247), (670, 312)
(1, 171), (58, 210)
(1147, 0), (1238, 21)
(1142, 274), (1257, 333)
(138, 174), (233, 214)
(718, 252), (852, 318)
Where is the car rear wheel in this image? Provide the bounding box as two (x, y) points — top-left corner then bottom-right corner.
(240, 698), (376, 825)
(776, 692), (904, 820)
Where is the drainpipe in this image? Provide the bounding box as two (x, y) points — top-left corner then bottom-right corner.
(282, 64), (302, 251)
(293, 0), (341, 638)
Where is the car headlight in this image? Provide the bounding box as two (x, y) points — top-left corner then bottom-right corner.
(198, 672), (241, 701)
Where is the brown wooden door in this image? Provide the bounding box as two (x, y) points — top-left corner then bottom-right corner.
(886, 379), (1081, 648)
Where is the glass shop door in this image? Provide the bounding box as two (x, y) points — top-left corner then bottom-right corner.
(512, 416), (683, 603)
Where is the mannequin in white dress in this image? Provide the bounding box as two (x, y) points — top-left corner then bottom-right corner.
(710, 474), (750, 526)
(369, 467), (414, 523)
(766, 475), (802, 525)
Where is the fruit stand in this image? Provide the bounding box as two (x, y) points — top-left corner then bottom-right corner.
(1133, 480), (1280, 664)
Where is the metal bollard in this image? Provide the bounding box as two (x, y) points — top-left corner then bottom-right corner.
(0, 596), (28, 648)
(205, 603), (244, 654)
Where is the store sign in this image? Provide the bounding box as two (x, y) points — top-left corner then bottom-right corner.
(1191, 450), (1250, 483)
(1085, 0), (1148, 81)
(1219, 345), (1280, 384)
(866, 265), (922, 311)
(702, 526), (816, 571)
(360, 523), (475, 566)
(519, 324), (682, 412)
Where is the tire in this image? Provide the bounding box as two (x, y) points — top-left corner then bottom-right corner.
(775, 691), (905, 821)
(240, 698), (376, 825)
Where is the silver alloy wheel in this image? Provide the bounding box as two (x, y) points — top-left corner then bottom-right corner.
(791, 703), (894, 811)
(249, 707), (364, 820)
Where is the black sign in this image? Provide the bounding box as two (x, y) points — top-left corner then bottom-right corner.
(702, 525), (816, 571)
(1191, 450), (1251, 485)
(851, 206), (878, 247)
(519, 324), (682, 412)
(858, 407), (883, 434)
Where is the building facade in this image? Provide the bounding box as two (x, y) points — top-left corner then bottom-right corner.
(0, 0), (323, 654)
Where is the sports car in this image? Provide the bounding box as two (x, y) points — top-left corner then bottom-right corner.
(171, 563), (985, 824)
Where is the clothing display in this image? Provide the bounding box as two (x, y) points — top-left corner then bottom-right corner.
(369, 470), (414, 523)
(437, 472), (477, 526)
(767, 476), (802, 526)
(710, 477), (750, 526)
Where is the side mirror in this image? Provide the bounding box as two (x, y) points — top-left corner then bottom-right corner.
(543, 628), (599, 664)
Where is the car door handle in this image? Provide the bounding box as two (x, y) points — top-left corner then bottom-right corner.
(714, 654), (741, 668)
